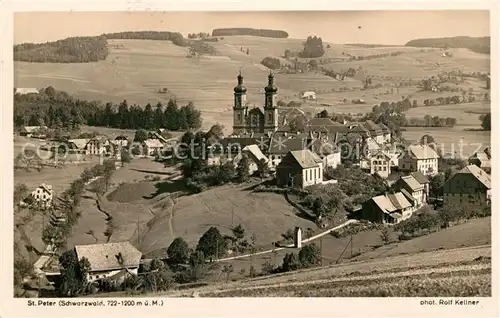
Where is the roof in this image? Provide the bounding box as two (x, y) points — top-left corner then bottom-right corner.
(387, 192), (412, 210)
(268, 136), (305, 154)
(407, 144), (440, 160)
(287, 149), (322, 169)
(410, 171), (429, 184)
(400, 175), (424, 192)
(363, 120), (383, 133)
(74, 242), (142, 272)
(115, 135), (128, 140)
(21, 126), (48, 133)
(372, 195), (398, 213)
(143, 139), (164, 148)
(15, 88), (40, 94)
(243, 144), (268, 163)
(400, 188), (417, 204)
(68, 139), (90, 149)
(39, 183), (53, 193)
(459, 165), (491, 189)
(378, 123), (390, 133)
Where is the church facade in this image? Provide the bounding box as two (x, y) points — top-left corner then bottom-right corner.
(232, 71), (279, 135)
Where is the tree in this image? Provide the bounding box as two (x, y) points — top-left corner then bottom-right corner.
(164, 99), (179, 131)
(420, 134), (435, 145)
(318, 110), (329, 118)
(167, 237), (190, 265)
(231, 224), (245, 241)
(281, 252), (300, 272)
(221, 264), (234, 282)
(120, 149), (131, 166)
(58, 249), (91, 297)
(429, 173), (445, 198)
(481, 113), (491, 131)
(380, 227), (391, 244)
(298, 244), (321, 268)
(236, 154), (250, 182)
(134, 129), (149, 143)
(14, 183), (28, 204)
(196, 227), (227, 261)
(257, 158), (270, 179)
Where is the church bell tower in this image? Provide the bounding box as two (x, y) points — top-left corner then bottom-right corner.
(232, 70), (248, 134)
(263, 71), (278, 133)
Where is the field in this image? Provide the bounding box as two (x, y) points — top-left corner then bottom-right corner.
(14, 37), (490, 132)
(160, 244), (491, 297)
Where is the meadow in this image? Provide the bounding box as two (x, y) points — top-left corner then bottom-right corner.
(15, 37), (490, 132)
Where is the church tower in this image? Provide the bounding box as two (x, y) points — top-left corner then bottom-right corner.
(263, 71), (279, 133)
(232, 71), (248, 134)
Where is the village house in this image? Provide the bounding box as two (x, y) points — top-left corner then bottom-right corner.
(378, 123), (392, 143)
(398, 144), (439, 176)
(233, 144), (269, 175)
(67, 139), (89, 154)
(85, 137), (112, 156)
(468, 148), (491, 173)
(392, 174), (426, 208)
(73, 242), (142, 283)
(442, 165), (491, 206)
(362, 120), (385, 145)
(267, 136), (304, 170)
(112, 135), (129, 148)
(276, 149), (324, 189)
(368, 150), (391, 179)
(142, 139), (165, 156)
(31, 183), (53, 209)
(409, 171), (431, 200)
(301, 91), (317, 100)
(19, 126), (48, 138)
(362, 192), (413, 224)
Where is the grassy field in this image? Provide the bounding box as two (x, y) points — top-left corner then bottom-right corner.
(161, 245), (491, 297)
(15, 37), (490, 131)
(206, 216), (491, 283)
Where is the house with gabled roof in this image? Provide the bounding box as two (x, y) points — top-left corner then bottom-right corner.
(398, 144), (439, 176)
(378, 123), (391, 143)
(85, 136), (112, 156)
(362, 192), (413, 224)
(276, 149), (324, 188)
(442, 165), (491, 207)
(468, 148), (491, 173)
(73, 242), (142, 283)
(362, 120), (385, 144)
(233, 144), (269, 175)
(393, 174), (426, 207)
(31, 183), (53, 210)
(369, 150), (391, 179)
(142, 138), (164, 156)
(19, 126), (48, 138)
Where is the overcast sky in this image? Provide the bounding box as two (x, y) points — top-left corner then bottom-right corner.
(14, 11), (490, 45)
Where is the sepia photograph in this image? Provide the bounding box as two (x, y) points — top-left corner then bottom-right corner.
(5, 5), (495, 312)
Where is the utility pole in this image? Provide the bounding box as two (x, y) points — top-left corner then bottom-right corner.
(320, 237), (323, 266)
(137, 218), (140, 245)
(231, 207), (234, 227)
(350, 235), (353, 258)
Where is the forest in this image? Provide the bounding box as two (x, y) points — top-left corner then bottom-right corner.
(102, 31), (187, 46)
(405, 36), (490, 54)
(212, 28), (289, 38)
(14, 36), (109, 63)
(14, 87), (202, 132)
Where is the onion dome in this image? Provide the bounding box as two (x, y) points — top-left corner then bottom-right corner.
(264, 70), (278, 93)
(234, 71), (247, 94)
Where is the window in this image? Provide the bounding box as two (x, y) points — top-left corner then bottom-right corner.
(314, 169), (316, 180)
(237, 113), (241, 121)
(383, 166), (386, 171)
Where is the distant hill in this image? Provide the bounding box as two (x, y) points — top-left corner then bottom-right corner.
(405, 36), (490, 54)
(212, 28), (289, 38)
(14, 36), (109, 63)
(102, 31), (187, 47)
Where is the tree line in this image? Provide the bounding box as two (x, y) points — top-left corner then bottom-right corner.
(405, 36), (490, 54)
(211, 28), (289, 38)
(14, 86), (202, 133)
(300, 36), (325, 58)
(102, 31), (186, 46)
(14, 36), (109, 63)
(406, 115), (457, 127)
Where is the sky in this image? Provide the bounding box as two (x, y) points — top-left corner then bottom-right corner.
(14, 11), (490, 45)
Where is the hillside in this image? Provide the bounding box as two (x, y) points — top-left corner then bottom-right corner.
(13, 36), (109, 63)
(405, 36), (490, 54)
(212, 28), (289, 38)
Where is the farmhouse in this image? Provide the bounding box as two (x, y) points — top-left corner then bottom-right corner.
(442, 165), (491, 206)
(233, 144), (269, 175)
(468, 149), (491, 172)
(276, 149), (324, 189)
(67, 139), (89, 154)
(31, 183), (53, 209)
(392, 174), (426, 207)
(112, 135), (129, 148)
(85, 137), (112, 156)
(74, 242), (142, 283)
(19, 126), (48, 138)
(362, 192), (413, 224)
(362, 120), (385, 145)
(301, 91), (316, 100)
(232, 71), (280, 135)
(142, 139), (164, 156)
(398, 144), (439, 176)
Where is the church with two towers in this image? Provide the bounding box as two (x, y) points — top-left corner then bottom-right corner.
(232, 71), (279, 135)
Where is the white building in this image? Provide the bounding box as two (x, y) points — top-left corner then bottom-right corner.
(74, 242), (142, 283)
(398, 144), (439, 176)
(31, 183), (53, 209)
(85, 137), (112, 156)
(142, 139), (164, 156)
(301, 91), (317, 100)
(15, 88), (40, 95)
(233, 144), (269, 175)
(276, 149), (324, 189)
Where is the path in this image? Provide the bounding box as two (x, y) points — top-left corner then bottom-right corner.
(214, 219), (358, 262)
